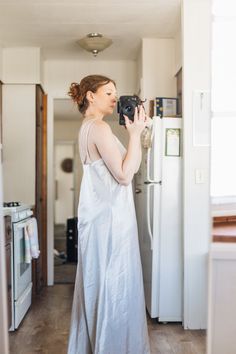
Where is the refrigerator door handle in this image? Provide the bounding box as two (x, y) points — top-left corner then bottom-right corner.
(146, 184), (153, 250)
(146, 135), (157, 184)
(135, 188), (142, 194)
(144, 180), (162, 185)
(146, 148), (153, 182)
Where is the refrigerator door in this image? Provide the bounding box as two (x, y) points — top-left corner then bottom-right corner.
(135, 118), (162, 318)
(158, 117), (183, 322)
(145, 118), (162, 318)
(135, 116), (183, 321)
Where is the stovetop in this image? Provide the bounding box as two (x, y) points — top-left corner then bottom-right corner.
(3, 202), (33, 220)
(3, 202), (21, 208)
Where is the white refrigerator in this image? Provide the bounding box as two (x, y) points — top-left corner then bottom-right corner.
(135, 116), (182, 322)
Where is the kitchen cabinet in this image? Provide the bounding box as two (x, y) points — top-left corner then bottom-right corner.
(2, 83), (48, 296)
(207, 224), (236, 354)
(4, 215), (12, 329)
(2, 84), (36, 204)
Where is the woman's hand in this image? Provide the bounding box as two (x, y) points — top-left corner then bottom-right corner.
(124, 105), (147, 136)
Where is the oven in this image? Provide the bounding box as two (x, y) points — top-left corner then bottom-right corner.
(12, 216), (33, 330)
(13, 219), (32, 300)
(3, 203), (34, 331)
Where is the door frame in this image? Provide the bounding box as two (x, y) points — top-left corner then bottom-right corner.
(33, 86), (48, 296)
(54, 140), (76, 224)
(47, 96), (77, 285)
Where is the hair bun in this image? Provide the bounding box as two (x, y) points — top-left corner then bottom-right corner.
(68, 82), (83, 104)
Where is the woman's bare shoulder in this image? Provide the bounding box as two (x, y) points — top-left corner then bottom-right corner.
(92, 120), (113, 136)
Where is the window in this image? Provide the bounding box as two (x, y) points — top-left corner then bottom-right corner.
(211, 0), (236, 199)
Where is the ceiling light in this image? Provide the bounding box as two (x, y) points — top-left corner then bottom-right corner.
(77, 33), (113, 57)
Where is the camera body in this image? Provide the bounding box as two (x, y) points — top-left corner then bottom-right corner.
(117, 95), (142, 125)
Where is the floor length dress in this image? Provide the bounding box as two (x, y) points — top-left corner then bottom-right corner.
(67, 119), (150, 354)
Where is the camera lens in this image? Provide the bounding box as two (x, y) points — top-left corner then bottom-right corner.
(118, 95), (140, 124)
(124, 105), (132, 113)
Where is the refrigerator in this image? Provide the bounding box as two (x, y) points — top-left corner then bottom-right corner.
(135, 116), (182, 322)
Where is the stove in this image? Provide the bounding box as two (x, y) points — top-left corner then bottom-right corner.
(3, 201), (34, 331)
(3, 202), (33, 222)
(3, 201), (21, 208)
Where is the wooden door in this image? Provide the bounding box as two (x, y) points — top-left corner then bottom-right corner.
(33, 85), (47, 296)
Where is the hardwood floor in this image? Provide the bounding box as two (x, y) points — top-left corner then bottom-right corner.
(9, 285), (206, 354)
(54, 263), (77, 284)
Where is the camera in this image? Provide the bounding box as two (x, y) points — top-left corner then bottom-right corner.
(117, 95), (143, 125)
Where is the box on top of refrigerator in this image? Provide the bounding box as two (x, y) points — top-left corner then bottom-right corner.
(155, 97), (178, 117)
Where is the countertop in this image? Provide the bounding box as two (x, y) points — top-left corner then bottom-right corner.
(212, 221), (236, 243)
(2, 209), (12, 217)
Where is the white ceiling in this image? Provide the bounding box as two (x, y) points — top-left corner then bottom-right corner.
(0, 0), (181, 121)
(0, 0), (181, 60)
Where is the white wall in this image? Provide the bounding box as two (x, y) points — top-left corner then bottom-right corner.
(142, 38), (177, 100)
(182, 0), (211, 329)
(44, 59), (137, 97)
(174, 27), (182, 75)
(2, 47), (41, 84)
(55, 120), (80, 142)
(136, 44), (143, 96)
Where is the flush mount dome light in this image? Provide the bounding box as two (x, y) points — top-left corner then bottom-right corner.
(77, 33), (113, 57)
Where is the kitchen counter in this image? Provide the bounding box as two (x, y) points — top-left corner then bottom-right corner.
(212, 221), (236, 243)
(2, 209), (12, 217)
(207, 241), (236, 354)
(208, 220), (236, 353)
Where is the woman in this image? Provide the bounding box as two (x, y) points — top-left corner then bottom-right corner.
(67, 75), (150, 354)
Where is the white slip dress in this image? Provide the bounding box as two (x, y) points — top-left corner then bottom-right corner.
(67, 119), (150, 354)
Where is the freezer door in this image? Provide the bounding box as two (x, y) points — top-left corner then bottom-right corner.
(141, 182), (161, 318)
(135, 129), (162, 318)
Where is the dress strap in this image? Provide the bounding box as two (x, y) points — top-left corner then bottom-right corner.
(79, 118), (99, 164)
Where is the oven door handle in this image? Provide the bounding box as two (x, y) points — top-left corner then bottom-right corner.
(16, 221), (30, 229)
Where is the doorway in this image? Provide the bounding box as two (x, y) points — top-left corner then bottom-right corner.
(53, 98), (81, 284)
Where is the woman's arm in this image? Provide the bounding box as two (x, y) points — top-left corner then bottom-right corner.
(92, 107), (146, 186)
(132, 136), (142, 174)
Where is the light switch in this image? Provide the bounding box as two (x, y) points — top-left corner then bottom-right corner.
(195, 169), (206, 184)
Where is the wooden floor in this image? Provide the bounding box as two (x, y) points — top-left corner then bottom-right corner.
(9, 284), (206, 354)
(54, 263), (77, 284)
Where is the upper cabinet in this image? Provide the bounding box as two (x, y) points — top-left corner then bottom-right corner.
(2, 48), (41, 84)
(2, 84), (37, 205)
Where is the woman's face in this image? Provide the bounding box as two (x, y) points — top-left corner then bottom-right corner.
(91, 82), (118, 116)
